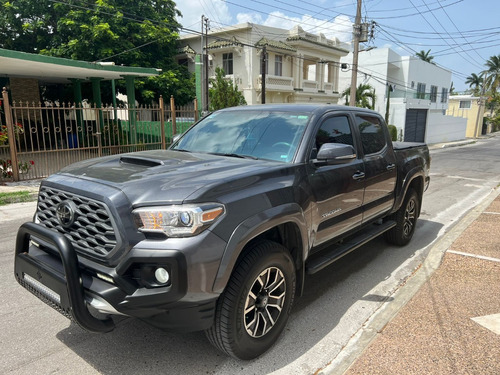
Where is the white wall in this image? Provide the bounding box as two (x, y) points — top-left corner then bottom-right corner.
(425, 112), (467, 144)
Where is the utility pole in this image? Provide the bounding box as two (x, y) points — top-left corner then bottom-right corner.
(204, 16), (209, 112)
(474, 83), (486, 138)
(261, 46), (267, 104)
(200, 15), (205, 112)
(349, 0), (362, 107)
(385, 83), (394, 124)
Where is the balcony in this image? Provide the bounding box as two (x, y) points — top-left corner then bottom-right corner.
(256, 75), (294, 92)
(301, 80), (318, 93)
(324, 82), (334, 93)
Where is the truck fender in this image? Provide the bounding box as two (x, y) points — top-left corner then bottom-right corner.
(393, 166), (425, 214)
(212, 203), (309, 294)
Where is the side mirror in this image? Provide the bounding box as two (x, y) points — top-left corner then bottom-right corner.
(314, 143), (356, 165)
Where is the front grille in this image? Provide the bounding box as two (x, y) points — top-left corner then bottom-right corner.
(37, 187), (118, 258)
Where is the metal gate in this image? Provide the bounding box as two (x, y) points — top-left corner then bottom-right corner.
(1, 89), (197, 181)
(404, 109), (427, 142)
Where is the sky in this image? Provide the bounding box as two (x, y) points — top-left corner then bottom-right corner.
(175, 0), (500, 92)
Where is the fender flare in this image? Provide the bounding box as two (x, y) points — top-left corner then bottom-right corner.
(212, 203), (309, 293)
(393, 167), (425, 214)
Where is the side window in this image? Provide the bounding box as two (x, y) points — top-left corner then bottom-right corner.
(315, 116), (354, 151)
(355, 115), (387, 155)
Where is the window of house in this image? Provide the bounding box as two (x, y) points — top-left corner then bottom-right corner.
(430, 85), (438, 103)
(222, 53), (233, 75)
(275, 55), (283, 76)
(441, 88), (448, 103)
(178, 58), (188, 67)
(417, 82), (426, 99)
(355, 115), (387, 155)
(459, 100), (471, 109)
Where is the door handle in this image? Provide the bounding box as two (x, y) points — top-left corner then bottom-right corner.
(352, 171), (365, 180)
(386, 163), (396, 171)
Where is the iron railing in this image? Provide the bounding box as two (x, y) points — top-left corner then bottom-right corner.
(0, 89), (198, 181)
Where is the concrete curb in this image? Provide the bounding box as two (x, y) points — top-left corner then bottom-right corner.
(440, 140), (476, 148)
(322, 187), (500, 375)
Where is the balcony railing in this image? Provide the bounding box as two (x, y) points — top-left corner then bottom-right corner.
(391, 89), (431, 100)
(256, 75), (294, 91)
(324, 82), (334, 92)
(302, 80), (318, 93)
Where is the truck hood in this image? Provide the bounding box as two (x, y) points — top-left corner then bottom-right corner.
(55, 150), (284, 205)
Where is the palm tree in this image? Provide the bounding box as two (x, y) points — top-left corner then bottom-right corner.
(482, 54), (500, 92)
(465, 73), (484, 95)
(342, 84), (376, 109)
(415, 49), (435, 64)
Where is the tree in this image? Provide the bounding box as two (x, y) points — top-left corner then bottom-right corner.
(0, 0), (195, 104)
(209, 67), (246, 111)
(415, 49), (435, 64)
(483, 54), (500, 93)
(342, 83), (376, 109)
(449, 81), (456, 95)
(465, 73), (484, 95)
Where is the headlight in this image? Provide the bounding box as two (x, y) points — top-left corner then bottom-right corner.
(133, 203), (225, 237)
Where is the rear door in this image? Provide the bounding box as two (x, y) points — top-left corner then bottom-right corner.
(307, 113), (365, 246)
(353, 113), (397, 223)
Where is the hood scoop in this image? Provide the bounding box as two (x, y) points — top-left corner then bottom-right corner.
(119, 156), (165, 167)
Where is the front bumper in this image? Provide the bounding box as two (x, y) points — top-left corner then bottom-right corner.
(14, 222), (218, 333)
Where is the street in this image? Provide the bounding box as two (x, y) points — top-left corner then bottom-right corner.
(1, 136), (500, 375)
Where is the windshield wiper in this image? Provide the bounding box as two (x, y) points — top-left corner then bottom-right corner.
(209, 152), (259, 160)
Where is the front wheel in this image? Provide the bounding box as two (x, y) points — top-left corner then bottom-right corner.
(385, 188), (420, 246)
(205, 241), (296, 360)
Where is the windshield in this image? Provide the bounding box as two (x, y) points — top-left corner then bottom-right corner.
(171, 110), (310, 163)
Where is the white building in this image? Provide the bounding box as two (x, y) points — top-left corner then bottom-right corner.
(178, 23), (350, 105)
(339, 48), (467, 143)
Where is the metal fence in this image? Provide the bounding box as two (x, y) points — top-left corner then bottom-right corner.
(0, 89), (198, 181)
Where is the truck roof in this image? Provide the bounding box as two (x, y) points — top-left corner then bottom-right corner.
(218, 104), (381, 117)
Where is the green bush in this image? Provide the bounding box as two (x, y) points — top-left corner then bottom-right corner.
(388, 125), (398, 141)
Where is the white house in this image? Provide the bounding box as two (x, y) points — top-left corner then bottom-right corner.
(338, 48), (467, 143)
(178, 23), (350, 105)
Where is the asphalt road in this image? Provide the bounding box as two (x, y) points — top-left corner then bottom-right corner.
(1, 135), (500, 374)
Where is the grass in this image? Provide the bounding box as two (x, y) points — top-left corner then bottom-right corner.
(0, 191), (35, 206)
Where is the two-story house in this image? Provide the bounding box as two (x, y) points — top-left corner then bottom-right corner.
(338, 47), (467, 143)
(178, 23), (350, 105)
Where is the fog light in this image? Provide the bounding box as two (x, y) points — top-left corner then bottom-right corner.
(155, 267), (170, 284)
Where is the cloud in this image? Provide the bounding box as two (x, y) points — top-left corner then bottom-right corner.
(176, 0), (232, 32)
(236, 11), (353, 43)
(176, 0), (353, 44)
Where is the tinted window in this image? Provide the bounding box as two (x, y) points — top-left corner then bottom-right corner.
(172, 110), (310, 163)
(315, 116), (353, 150)
(355, 115), (387, 155)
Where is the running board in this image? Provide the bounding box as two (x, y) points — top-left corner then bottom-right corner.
(306, 220), (397, 275)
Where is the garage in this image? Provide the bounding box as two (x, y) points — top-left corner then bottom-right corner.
(404, 109), (427, 142)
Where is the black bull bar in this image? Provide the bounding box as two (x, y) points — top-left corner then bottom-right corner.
(15, 222), (114, 333)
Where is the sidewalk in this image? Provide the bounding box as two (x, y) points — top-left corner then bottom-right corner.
(329, 189), (500, 375)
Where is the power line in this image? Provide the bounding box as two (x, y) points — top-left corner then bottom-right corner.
(415, 0), (483, 69)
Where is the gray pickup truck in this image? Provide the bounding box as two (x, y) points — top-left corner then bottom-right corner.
(15, 104), (430, 359)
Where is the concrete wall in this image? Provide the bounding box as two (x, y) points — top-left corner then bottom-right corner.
(446, 95), (484, 138)
(425, 112), (467, 144)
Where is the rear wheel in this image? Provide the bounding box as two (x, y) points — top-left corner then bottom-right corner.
(385, 188), (420, 246)
(206, 241), (296, 360)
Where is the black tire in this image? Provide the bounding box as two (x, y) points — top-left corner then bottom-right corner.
(385, 188), (420, 246)
(205, 240), (296, 360)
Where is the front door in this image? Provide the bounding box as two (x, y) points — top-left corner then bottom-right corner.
(308, 114), (365, 246)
